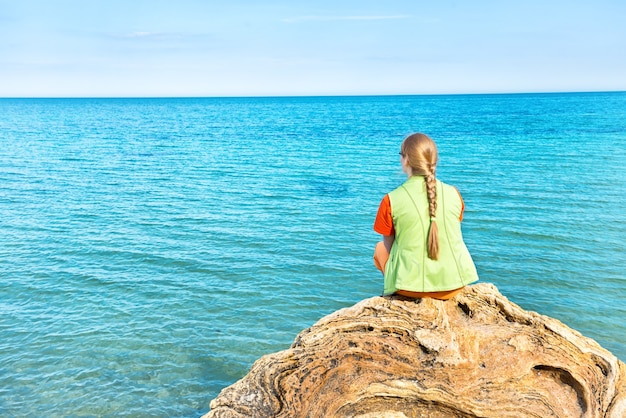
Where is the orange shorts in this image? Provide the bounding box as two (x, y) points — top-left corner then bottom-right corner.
(373, 241), (463, 300)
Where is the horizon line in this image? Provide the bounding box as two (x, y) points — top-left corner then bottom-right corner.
(1, 89), (624, 100)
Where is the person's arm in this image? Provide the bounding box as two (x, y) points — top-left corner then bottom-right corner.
(383, 234), (394, 253)
(454, 187), (465, 222)
(374, 195), (394, 237)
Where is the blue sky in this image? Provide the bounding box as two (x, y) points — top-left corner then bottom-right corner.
(1, 0), (625, 97)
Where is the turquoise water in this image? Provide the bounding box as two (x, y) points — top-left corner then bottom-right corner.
(1, 93), (625, 417)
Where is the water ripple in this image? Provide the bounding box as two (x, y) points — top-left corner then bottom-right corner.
(1, 94), (625, 417)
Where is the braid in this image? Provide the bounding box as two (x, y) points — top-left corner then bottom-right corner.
(402, 133), (440, 260)
(425, 170), (439, 260)
(425, 171), (437, 219)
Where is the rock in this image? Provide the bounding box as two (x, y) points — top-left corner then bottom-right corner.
(204, 283), (626, 418)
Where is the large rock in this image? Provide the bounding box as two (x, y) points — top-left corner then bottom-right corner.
(204, 283), (626, 417)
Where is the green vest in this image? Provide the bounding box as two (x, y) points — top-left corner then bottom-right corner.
(384, 176), (479, 295)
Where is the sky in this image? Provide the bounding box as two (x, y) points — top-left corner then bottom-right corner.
(1, 0), (625, 97)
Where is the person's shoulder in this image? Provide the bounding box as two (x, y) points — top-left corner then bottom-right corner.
(438, 178), (458, 188)
(439, 180), (462, 197)
(438, 179), (455, 189)
(388, 181), (411, 199)
(388, 180), (407, 193)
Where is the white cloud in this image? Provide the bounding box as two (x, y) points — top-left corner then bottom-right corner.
(108, 32), (187, 41)
(125, 32), (157, 38)
(282, 15), (411, 23)
(119, 32), (176, 39)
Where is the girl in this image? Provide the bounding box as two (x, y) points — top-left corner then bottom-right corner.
(373, 133), (479, 299)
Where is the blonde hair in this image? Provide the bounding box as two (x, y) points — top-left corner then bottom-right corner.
(401, 133), (439, 260)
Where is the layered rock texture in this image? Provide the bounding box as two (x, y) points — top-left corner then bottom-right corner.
(205, 283), (626, 418)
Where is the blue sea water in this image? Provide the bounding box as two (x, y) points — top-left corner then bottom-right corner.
(1, 93), (625, 417)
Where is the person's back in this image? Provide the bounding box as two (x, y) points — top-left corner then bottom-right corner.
(373, 133), (478, 299)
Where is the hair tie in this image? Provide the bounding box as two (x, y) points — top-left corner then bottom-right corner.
(430, 217), (437, 222)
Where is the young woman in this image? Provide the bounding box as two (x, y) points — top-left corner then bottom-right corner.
(373, 133), (479, 300)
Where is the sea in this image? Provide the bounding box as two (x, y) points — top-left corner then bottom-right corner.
(1, 92), (625, 417)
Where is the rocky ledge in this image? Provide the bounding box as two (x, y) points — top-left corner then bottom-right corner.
(204, 283), (625, 417)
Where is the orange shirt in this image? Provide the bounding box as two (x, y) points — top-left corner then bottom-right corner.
(373, 189), (465, 236)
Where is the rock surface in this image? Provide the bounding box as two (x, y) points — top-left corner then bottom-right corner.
(204, 283), (626, 418)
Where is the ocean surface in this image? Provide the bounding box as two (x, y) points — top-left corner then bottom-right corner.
(1, 93), (625, 417)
